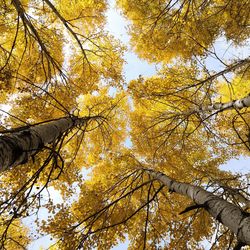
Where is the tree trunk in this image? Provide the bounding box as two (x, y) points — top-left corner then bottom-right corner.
(192, 94), (250, 114)
(0, 116), (94, 172)
(145, 169), (250, 246)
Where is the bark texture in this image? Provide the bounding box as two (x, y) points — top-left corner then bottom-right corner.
(146, 169), (250, 246)
(193, 94), (250, 114)
(0, 116), (91, 172)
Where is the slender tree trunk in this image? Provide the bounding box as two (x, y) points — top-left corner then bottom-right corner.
(0, 116), (94, 172)
(191, 94), (250, 114)
(145, 169), (250, 246)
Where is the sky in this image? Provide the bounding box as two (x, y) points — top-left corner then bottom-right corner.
(105, 0), (157, 82)
(25, 0), (250, 249)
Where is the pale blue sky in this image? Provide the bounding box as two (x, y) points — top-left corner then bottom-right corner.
(106, 0), (157, 82)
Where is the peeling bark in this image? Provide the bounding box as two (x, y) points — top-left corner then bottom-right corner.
(146, 169), (250, 246)
(0, 116), (93, 172)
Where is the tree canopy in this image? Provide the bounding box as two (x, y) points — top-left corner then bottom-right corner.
(0, 0), (249, 249)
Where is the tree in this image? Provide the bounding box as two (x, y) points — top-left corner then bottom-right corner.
(128, 58), (250, 155)
(146, 169), (250, 247)
(0, 0), (249, 249)
(39, 153), (249, 249)
(0, 115), (101, 172)
(117, 0), (250, 62)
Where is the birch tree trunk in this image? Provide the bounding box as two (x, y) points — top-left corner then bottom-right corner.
(0, 116), (94, 172)
(146, 169), (250, 246)
(191, 94), (250, 114)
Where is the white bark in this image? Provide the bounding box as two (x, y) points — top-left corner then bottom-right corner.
(192, 94), (250, 114)
(146, 169), (250, 246)
(0, 116), (92, 172)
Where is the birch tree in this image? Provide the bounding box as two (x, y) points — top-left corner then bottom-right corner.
(0, 115), (101, 172)
(146, 169), (250, 248)
(41, 154), (250, 249)
(128, 58), (250, 156)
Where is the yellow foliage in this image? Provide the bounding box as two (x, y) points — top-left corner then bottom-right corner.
(117, 0), (250, 62)
(218, 76), (250, 102)
(0, 218), (30, 249)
